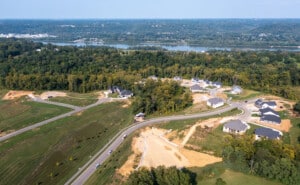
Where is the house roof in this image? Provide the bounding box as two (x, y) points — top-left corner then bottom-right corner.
(120, 90), (133, 96)
(192, 77), (200, 81)
(224, 120), (249, 132)
(262, 101), (277, 107)
(261, 115), (281, 124)
(232, 85), (242, 91)
(259, 108), (279, 117)
(135, 112), (145, 117)
(190, 84), (203, 91)
(207, 98), (224, 105)
(255, 127), (281, 139)
(213, 81), (222, 86)
(255, 99), (263, 107)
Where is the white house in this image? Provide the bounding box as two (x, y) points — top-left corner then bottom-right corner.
(231, 85), (243, 94)
(173, 76), (182, 81)
(223, 119), (250, 135)
(207, 98), (224, 108)
(212, 81), (222, 88)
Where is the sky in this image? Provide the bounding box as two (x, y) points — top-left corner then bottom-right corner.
(0, 0), (300, 19)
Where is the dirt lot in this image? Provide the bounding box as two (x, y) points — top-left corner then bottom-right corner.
(39, 91), (67, 100)
(118, 127), (222, 176)
(2, 91), (34, 100)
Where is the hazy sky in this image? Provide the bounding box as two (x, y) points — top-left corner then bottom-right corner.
(1, 0), (299, 19)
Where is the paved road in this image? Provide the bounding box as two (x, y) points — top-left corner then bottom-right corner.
(67, 102), (242, 185)
(32, 97), (81, 110)
(0, 98), (111, 142)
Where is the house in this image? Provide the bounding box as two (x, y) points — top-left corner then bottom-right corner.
(255, 99), (263, 108)
(190, 84), (205, 93)
(212, 81), (222, 88)
(173, 76), (182, 81)
(260, 115), (281, 124)
(261, 101), (277, 109)
(119, 90), (133, 98)
(223, 119), (250, 135)
(259, 107), (279, 117)
(135, 112), (145, 122)
(111, 86), (123, 94)
(207, 98), (224, 108)
(191, 77), (200, 84)
(231, 85), (243, 94)
(203, 80), (212, 87)
(254, 127), (282, 140)
(149, 75), (158, 81)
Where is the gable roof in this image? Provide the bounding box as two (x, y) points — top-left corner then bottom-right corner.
(232, 85), (242, 91)
(259, 107), (279, 117)
(261, 115), (281, 124)
(255, 99), (263, 107)
(207, 97), (224, 105)
(190, 84), (203, 91)
(224, 120), (249, 132)
(212, 81), (222, 86)
(262, 101), (277, 107)
(255, 127), (281, 139)
(120, 90), (133, 96)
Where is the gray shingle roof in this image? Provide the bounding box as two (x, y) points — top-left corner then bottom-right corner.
(262, 101), (277, 107)
(120, 90), (133, 96)
(208, 98), (224, 105)
(259, 108), (279, 117)
(255, 127), (281, 139)
(190, 84), (203, 91)
(260, 115), (281, 124)
(224, 120), (249, 132)
(255, 99), (263, 107)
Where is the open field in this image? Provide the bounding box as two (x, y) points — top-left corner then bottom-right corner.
(289, 117), (300, 145)
(0, 102), (133, 185)
(47, 91), (100, 106)
(0, 98), (71, 133)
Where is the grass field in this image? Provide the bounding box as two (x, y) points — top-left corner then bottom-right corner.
(85, 132), (138, 185)
(49, 92), (99, 106)
(227, 89), (263, 101)
(0, 98), (71, 132)
(0, 102), (133, 185)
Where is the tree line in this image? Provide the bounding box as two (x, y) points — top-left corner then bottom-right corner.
(0, 39), (299, 100)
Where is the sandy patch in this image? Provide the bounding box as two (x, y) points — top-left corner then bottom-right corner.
(0, 129), (15, 137)
(192, 93), (211, 104)
(121, 100), (132, 108)
(118, 127), (222, 176)
(39, 91), (67, 100)
(96, 91), (105, 99)
(2, 91), (34, 100)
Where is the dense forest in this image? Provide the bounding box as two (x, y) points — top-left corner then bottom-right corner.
(0, 39), (299, 100)
(223, 136), (300, 185)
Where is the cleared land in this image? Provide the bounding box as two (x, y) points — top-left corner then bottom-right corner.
(0, 102), (133, 185)
(46, 91), (100, 106)
(0, 98), (71, 134)
(117, 128), (221, 176)
(2, 90), (34, 100)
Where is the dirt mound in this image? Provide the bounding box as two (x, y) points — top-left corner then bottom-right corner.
(2, 91), (34, 100)
(39, 91), (67, 100)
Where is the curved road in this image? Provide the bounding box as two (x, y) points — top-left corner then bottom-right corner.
(67, 102), (245, 185)
(0, 98), (111, 142)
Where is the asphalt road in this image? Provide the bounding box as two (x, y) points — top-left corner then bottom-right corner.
(67, 102), (242, 185)
(0, 98), (111, 142)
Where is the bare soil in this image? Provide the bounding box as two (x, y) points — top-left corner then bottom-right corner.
(250, 117), (292, 132)
(39, 91), (67, 100)
(2, 91), (34, 100)
(118, 127), (222, 176)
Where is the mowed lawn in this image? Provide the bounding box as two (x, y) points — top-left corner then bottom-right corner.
(0, 102), (133, 185)
(49, 92), (99, 107)
(0, 98), (71, 132)
(198, 170), (282, 185)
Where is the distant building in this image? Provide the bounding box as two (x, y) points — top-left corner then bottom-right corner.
(212, 81), (222, 88)
(191, 77), (200, 84)
(259, 107), (279, 117)
(173, 76), (182, 81)
(223, 119), (250, 135)
(231, 85), (243, 94)
(207, 98), (224, 108)
(261, 101), (277, 109)
(135, 112), (145, 122)
(255, 99), (263, 108)
(255, 127), (282, 140)
(260, 115), (281, 124)
(190, 84), (205, 93)
(149, 75), (158, 81)
(119, 90), (133, 98)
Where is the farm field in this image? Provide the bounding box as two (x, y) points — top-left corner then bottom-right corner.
(0, 98), (71, 133)
(0, 102), (133, 185)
